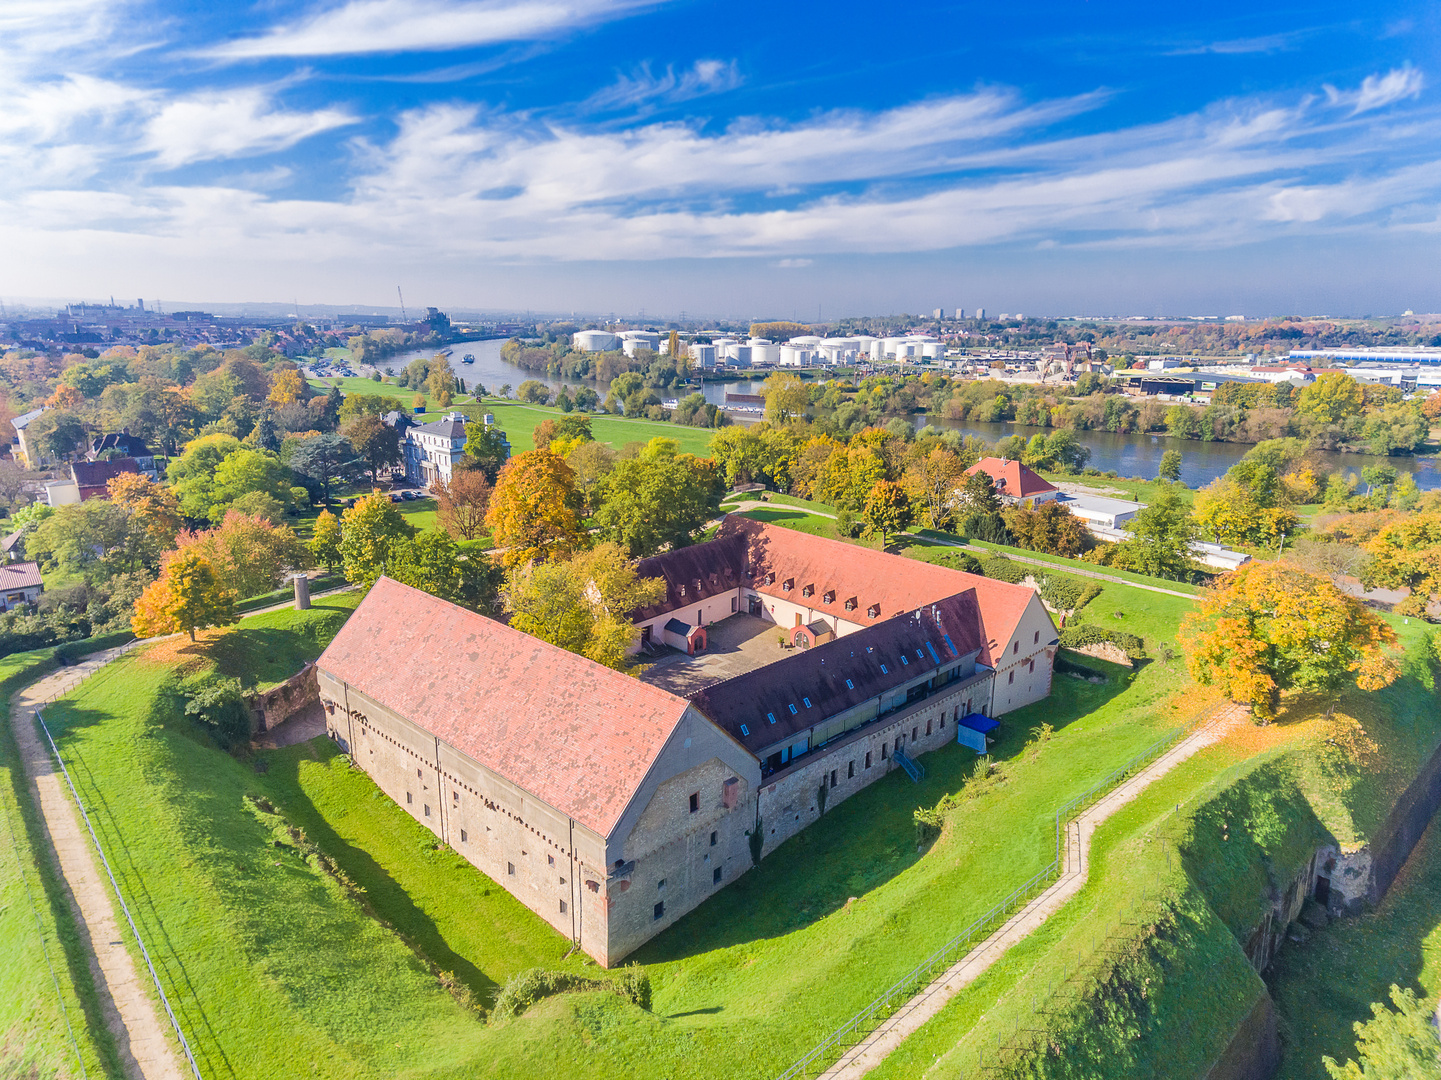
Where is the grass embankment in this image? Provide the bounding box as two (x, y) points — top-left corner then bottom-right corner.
(868, 620), (1441, 1080)
(0, 647), (120, 1079)
(34, 575), (1206, 1079)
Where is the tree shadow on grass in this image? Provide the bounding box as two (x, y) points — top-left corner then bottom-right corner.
(633, 674), (1130, 965)
(261, 740), (501, 1003)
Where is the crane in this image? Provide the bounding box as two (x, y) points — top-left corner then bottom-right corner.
(396, 286), (407, 323)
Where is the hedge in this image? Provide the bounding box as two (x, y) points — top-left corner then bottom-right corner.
(1058, 623), (1145, 658)
(979, 555), (1027, 584)
(491, 966), (650, 1020)
(1038, 576), (1103, 613)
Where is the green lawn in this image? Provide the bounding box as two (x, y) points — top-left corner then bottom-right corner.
(0, 648), (119, 1080)
(30, 578), (1212, 1080)
(1038, 470), (1201, 509)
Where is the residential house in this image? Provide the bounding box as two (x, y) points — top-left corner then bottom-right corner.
(963, 458), (1061, 506)
(0, 561), (43, 610)
(89, 432), (158, 478)
(44, 459), (140, 506)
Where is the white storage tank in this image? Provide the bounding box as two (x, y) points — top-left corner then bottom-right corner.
(573, 330), (620, 352)
(726, 344), (753, 367)
(751, 344), (780, 364)
(921, 342), (945, 359)
(779, 345), (814, 366)
(689, 343), (717, 368)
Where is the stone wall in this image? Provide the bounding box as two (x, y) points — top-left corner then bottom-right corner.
(1068, 641), (1133, 668)
(1367, 734), (1441, 904)
(1203, 990), (1281, 1080)
(247, 663), (319, 733)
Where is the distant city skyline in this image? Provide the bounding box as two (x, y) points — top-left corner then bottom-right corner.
(2, 1), (1439, 316)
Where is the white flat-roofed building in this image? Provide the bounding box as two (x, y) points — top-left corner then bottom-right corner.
(1056, 492), (1143, 531)
(1290, 347), (1441, 365)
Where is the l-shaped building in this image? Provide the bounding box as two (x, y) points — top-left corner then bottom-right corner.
(315, 519), (1056, 966)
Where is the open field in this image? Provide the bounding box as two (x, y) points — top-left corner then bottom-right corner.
(0, 647), (119, 1080)
(31, 573), (1208, 1080)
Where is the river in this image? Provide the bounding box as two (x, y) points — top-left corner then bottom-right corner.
(377, 341), (1441, 491)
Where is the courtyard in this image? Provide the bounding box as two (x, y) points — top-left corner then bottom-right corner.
(638, 613), (785, 696)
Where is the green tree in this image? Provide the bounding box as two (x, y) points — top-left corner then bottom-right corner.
(30, 411), (87, 462)
(338, 494), (416, 587)
(505, 544), (665, 669)
(389, 530), (500, 610)
(762, 373), (810, 423)
(167, 433), (243, 518)
(463, 422), (511, 482)
(309, 509), (342, 573)
(1116, 482), (1197, 580)
(28, 500), (139, 581)
(209, 448), (293, 521)
(517, 380), (552, 405)
(1158, 448), (1182, 482)
(288, 434), (361, 507)
(593, 438), (724, 557)
(862, 480), (912, 547)
(1324, 985), (1441, 1080)
(1297, 370), (1364, 426)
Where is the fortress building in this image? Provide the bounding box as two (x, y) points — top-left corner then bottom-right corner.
(316, 520), (1056, 965)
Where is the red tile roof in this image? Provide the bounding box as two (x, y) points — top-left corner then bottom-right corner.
(0, 561), (43, 590)
(964, 457), (1058, 499)
(317, 577), (692, 837)
(715, 517), (1040, 661)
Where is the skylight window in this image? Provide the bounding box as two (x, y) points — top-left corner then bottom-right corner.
(741, 724), (749, 736)
(767, 712), (776, 724)
(901, 655), (909, 665)
(788, 704), (798, 715)
(846, 679), (854, 689)
(880, 664), (888, 674)
(803, 697), (812, 708)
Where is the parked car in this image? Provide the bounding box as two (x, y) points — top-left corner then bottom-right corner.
(401, 490), (418, 501)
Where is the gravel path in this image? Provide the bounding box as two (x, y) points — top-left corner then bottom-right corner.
(813, 702), (1251, 1080)
(11, 646), (186, 1080)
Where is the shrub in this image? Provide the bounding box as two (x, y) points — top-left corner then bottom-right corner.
(980, 555), (1027, 584)
(1058, 623), (1146, 659)
(491, 966), (650, 1020)
(179, 674), (252, 749)
(835, 509), (861, 538)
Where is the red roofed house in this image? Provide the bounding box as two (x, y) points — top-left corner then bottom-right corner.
(0, 561), (43, 610)
(317, 525), (1056, 965)
(963, 457), (1060, 506)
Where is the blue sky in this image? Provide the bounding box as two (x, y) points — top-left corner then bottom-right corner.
(2, 0), (1439, 317)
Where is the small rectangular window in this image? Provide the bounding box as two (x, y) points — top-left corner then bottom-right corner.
(848, 760), (855, 779)
(900, 655), (908, 665)
(406, 792), (413, 805)
(846, 679), (854, 689)
(741, 724), (750, 736)
(830, 769), (837, 787)
(657, 878), (666, 892)
(1034, 630), (1040, 644)
(713, 867), (722, 884)
(865, 752), (871, 769)
(926, 719), (932, 736)
(788, 703), (797, 715)
(424, 805), (431, 817)
(767, 712), (776, 724)
(654, 901), (665, 920)
(1009, 670), (1015, 684)
(881, 744), (888, 760)
(453, 791), (459, 803)
(803, 697), (811, 708)
(912, 726), (918, 741)
(880, 664), (888, 674)
(689, 792), (699, 813)
(508, 862), (515, 876)
(460, 829), (467, 842)
(560, 899), (567, 914)
(548, 854), (555, 866)
(710, 830), (717, 846)
(417, 768), (422, 779)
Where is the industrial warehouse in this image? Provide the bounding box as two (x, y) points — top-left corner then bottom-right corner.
(315, 520), (1056, 965)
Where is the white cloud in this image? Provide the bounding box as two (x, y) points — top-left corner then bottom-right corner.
(584, 59), (743, 112)
(142, 90), (357, 167)
(1324, 65), (1425, 115)
(775, 258), (812, 268)
(205, 0), (658, 59)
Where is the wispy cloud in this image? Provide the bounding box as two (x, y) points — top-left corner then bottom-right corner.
(584, 59), (743, 112)
(775, 258), (812, 268)
(142, 89), (357, 167)
(205, 0), (660, 59)
(1325, 64), (1425, 114)
(1168, 31), (1305, 56)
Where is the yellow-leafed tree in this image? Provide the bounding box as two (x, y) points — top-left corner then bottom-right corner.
(1179, 561), (1397, 720)
(486, 450), (584, 567)
(132, 551), (237, 642)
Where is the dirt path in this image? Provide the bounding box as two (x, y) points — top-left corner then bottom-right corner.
(724, 500), (1197, 600)
(11, 646), (186, 1080)
(814, 703), (1251, 1080)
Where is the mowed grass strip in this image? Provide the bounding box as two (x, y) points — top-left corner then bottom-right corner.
(0, 648), (121, 1080)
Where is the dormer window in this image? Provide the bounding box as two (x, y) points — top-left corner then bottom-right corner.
(783, 578), (794, 592)
(868, 604), (881, 618)
(844, 597), (857, 611)
(802, 584), (814, 598)
(766, 573), (775, 585)
(823, 590), (835, 604)
(680, 584), (686, 596)
(900, 655), (909, 665)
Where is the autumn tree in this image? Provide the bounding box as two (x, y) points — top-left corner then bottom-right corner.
(1362, 511), (1441, 616)
(505, 543), (665, 669)
(132, 551), (236, 642)
(762, 372), (810, 423)
(486, 450), (584, 567)
(432, 466), (493, 540)
(174, 511), (308, 600)
(903, 446), (966, 529)
(268, 367), (305, 406)
(862, 480), (913, 547)
(1002, 500), (1091, 557)
(1296, 370), (1364, 427)
(1179, 562), (1397, 720)
(106, 473), (181, 556)
(310, 509), (342, 573)
(593, 438), (723, 557)
(338, 494), (416, 587)
(343, 415), (401, 482)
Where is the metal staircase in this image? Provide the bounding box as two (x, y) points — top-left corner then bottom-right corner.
(894, 745), (924, 783)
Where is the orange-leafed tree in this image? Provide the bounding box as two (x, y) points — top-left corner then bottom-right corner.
(485, 450), (584, 567)
(107, 473), (182, 554)
(268, 367), (305, 406)
(174, 510), (308, 601)
(1178, 562), (1397, 720)
(132, 551), (237, 642)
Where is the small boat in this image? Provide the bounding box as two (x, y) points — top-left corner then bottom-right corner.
(462, 354), (475, 364)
